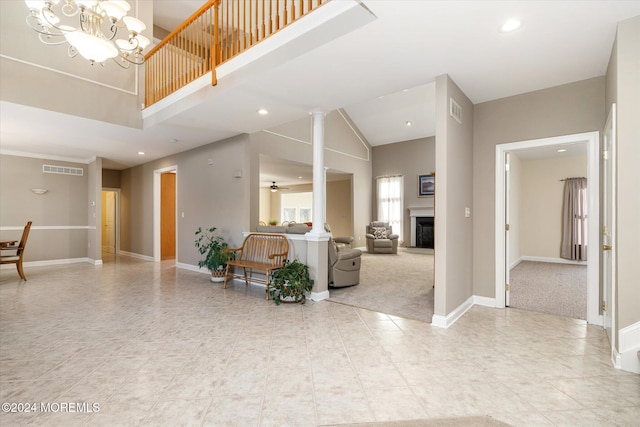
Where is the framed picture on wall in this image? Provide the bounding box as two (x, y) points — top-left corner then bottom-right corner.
(418, 174), (435, 197)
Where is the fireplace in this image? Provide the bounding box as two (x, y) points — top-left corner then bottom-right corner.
(416, 217), (434, 249)
(408, 206), (434, 248)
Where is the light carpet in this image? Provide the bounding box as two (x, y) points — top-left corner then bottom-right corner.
(509, 260), (587, 320)
(328, 248), (434, 322)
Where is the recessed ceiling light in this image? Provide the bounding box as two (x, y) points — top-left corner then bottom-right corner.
(297, 176), (303, 179)
(405, 121), (413, 127)
(500, 18), (522, 33)
(169, 138), (178, 143)
(138, 151), (145, 155)
(402, 89), (409, 92)
(257, 108), (268, 115)
(557, 148), (567, 153)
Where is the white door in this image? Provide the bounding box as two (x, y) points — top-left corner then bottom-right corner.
(602, 104), (616, 350)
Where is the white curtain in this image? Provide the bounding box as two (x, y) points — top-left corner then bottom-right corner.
(376, 175), (403, 241)
(561, 177), (588, 261)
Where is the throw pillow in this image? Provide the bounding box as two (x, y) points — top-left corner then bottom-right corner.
(372, 226), (388, 239)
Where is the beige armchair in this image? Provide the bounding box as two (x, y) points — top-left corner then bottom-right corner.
(325, 224), (361, 287)
(365, 221), (399, 254)
(328, 235), (362, 287)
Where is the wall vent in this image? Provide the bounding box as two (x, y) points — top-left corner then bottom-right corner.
(43, 164), (84, 176)
(450, 98), (462, 124)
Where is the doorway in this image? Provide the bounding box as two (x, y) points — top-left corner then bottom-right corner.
(495, 132), (600, 325)
(154, 165), (178, 262)
(101, 189), (120, 258)
(161, 172), (176, 260)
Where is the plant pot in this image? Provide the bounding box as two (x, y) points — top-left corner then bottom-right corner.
(210, 268), (225, 283)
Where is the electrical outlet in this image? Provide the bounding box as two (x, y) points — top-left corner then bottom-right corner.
(465, 207), (471, 218)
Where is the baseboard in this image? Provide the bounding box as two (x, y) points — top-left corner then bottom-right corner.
(618, 321), (640, 374)
(509, 257), (523, 270)
(176, 262), (208, 274)
(118, 251), (154, 262)
(88, 258), (103, 266)
(521, 256), (587, 266)
(1, 257), (93, 269)
(311, 290), (330, 301)
(473, 295), (496, 307)
(432, 296), (474, 329)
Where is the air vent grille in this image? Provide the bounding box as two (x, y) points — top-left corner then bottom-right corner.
(43, 164), (84, 176)
(450, 98), (462, 124)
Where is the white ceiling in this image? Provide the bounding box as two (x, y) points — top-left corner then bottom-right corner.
(2, 1), (639, 179)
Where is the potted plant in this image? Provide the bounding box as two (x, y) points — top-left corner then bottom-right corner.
(268, 219), (278, 226)
(194, 226), (229, 282)
(269, 259), (314, 305)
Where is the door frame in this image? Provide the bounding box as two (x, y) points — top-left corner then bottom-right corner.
(154, 165), (178, 262)
(603, 103), (617, 362)
(101, 188), (121, 254)
(495, 131), (601, 325)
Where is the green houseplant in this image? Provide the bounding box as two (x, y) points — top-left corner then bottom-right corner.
(194, 226), (229, 282)
(269, 259), (314, 305)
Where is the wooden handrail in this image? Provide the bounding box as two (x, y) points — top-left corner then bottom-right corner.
(144, 0), (329, 108)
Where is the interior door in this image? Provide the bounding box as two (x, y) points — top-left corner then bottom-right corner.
(603, 103), (616, 349)
(161, 172), (176, 260)
(101, 190), (116, 254)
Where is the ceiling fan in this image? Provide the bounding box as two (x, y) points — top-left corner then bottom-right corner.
(270, 181), (289, 192)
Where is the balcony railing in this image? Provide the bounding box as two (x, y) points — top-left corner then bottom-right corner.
(144, 0), (329, 108)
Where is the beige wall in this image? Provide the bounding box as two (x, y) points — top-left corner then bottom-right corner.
(435, 74), (474, 316)
(519, 155), (587, 259)
(102, 169), (122, 188)
(473, 77), (605, 298)
(372, 136), (435, 245)
(120, 134), (251, 263)
(610, 16), (640, 332)
(0, 154), (89, 262)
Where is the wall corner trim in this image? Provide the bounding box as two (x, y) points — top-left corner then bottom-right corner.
(431, 296), (474, 329)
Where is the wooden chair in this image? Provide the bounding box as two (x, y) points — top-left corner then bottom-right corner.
(1, 221), (32, 281)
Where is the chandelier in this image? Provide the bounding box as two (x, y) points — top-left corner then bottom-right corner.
(24, 0), (150, 67)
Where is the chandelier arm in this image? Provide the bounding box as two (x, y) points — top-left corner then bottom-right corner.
(117, 52), (144, 66)
(26, 10), (66, 36)
(111, 56), (131, 69)
(38, 33), (69, 45)
(61, 2), (80, 17)
(106, 23), (118, 42)
(68, 44), (79, 59)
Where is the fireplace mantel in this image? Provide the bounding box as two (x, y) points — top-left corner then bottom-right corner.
(408, 206), (434, 247)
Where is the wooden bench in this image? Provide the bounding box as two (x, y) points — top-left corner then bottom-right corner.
(223, 233), (289, 299)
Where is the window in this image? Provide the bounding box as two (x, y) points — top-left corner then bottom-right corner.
(376, 175), (403, 240)
(280, 192), (312, 224)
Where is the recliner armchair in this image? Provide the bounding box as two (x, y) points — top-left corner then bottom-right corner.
(328, 236), (362, 287)
(365, 221), (399, 254)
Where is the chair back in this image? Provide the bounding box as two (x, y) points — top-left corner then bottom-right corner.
(367, 222), (392, 237)
(18, 221), (32, 253)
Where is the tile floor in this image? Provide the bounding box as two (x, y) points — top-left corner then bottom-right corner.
(0, 256), (638, 426)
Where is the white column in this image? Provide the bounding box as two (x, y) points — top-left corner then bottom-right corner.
(307, 111), (330, 301)
(311, 111), (326, 234)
